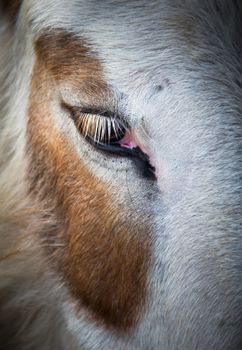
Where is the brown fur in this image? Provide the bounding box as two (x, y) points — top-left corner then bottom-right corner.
(35, 29), (108, 99)
(26, 32), (152, 331)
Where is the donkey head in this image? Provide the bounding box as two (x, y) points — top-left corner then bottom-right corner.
(1, 1), (242, 349)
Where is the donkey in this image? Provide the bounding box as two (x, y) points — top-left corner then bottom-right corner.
(0, 1), (242, 349)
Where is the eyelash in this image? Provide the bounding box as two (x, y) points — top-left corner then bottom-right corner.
(76, 113), (126, 144)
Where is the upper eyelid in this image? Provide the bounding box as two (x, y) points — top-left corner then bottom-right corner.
(78, 108), (118, 119)
(61, 102), (130, 132)
(61, 101), (122, 120)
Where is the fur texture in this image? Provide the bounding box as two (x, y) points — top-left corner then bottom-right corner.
(0, 1), (242, 349)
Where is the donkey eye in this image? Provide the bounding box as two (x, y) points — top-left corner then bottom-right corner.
(62, 103), (155, 178)
(74, 112), (127, 145)
(62, 101), (129, 147)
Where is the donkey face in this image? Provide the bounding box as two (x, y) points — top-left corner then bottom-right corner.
(1, 0), (242, 349)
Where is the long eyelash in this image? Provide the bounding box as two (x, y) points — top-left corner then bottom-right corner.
(76, 113), (126, 143)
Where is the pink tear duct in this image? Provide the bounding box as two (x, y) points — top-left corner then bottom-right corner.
(118, 131), (137, 149)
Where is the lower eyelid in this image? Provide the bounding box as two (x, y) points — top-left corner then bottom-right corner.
(88, 138), (156, 180)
